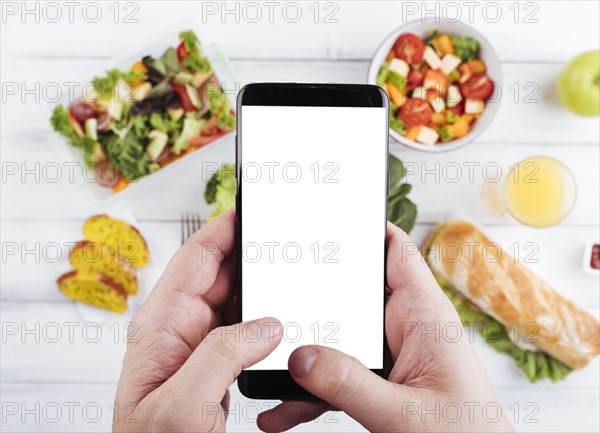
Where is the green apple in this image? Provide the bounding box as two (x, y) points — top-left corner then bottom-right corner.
(556, 50), (600, 117)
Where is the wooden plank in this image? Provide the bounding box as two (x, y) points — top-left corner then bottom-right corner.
(1, 289), (598, 388)
(2, 58), (600, 144)
(0, 382), (363, 432)
(2, 222), (599, 308)
(1, 343), (599, 432)
(1, 382), (597, 432)
(0, 1), (598, 62)
(1, 138), (598, 225)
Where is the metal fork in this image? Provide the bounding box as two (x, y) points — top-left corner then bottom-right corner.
(181, 213), (203, 245)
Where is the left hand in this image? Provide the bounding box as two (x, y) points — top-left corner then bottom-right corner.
(113, 209), (282, 432)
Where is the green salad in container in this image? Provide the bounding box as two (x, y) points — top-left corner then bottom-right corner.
(51, 30), (235, 193)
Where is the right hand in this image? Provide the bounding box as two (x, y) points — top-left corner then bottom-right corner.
(257, 222), (514, 433)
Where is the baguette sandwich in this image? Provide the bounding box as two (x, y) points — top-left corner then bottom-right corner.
(424, 221), (600, 382)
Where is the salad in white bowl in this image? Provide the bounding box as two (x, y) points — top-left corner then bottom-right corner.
(368, 20), (502, 152)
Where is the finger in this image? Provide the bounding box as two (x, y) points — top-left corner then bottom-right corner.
(155, 208), (236, 303)
(257, 401), (333, 433)
(160, 317), (283, 407)
(385, 222), (438, 295)
(385, 222), (456, 361)
(288, 345), (407, 432)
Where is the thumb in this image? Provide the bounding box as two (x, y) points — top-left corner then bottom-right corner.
(288, 345), (404, 432)
(154, 318), (283, 412)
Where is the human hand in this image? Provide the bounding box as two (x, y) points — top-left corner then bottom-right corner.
(257, 222), (514, 433)
(113, 209), (282, 432)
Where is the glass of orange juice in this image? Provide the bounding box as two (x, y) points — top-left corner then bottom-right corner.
(483, 156), (577, 227)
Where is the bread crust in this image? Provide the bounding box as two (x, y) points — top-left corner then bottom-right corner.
(83, 214), (149, 268)
(57, 270), (128, 313)
(424, 221), (600, 369)
(70, 240), (138, 294)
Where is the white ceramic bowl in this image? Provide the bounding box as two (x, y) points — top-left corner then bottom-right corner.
(367, 19), (503, 152)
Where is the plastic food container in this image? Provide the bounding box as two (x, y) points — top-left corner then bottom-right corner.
(47, 22), (237, 205)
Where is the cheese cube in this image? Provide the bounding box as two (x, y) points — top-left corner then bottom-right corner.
(429, 96), (446, 113)
(423, 46), (441, 70)
(412, 86), (427, 99)
(440, 54), (462, 75)
(465, 99), (485, 114)
(446, 85), (462, 108)
(389, 58), (410, 78)
(416, 126), (439, 145)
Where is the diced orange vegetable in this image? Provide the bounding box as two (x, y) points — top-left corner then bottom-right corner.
(462, 114), (476, 123)
(386, 84), (407, 107)
(467, 59), (486, 74)
(458, 63), (472, 84)
(130, 61), (148, 87)
(68, 111), (84, 137)
(131, 61), (147, 75)
(431, 112), (447, 126)
(386, 50), (395, 62)
(160, 154), (182, 167)
(112, 177), (129, 193)
(434, 34), (455, 56)
(450, 117), (470, 138)
(426, 89), (443, 103)
(406, 126), (421, 141)
(424, 70), (449, 94)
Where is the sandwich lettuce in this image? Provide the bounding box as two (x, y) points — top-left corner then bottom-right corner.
(432, 271), (573, 383)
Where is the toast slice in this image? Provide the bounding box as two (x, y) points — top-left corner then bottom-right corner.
(57, 270), (128, 314)
(83, 215), (149, 268)
(69, 240), (138, 295)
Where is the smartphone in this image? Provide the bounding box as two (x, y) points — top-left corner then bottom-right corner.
(236, 83), (388, 399)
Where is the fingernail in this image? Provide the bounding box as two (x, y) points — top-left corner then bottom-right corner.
(289, 347), (319, 378)
(260, 319), (281, 341)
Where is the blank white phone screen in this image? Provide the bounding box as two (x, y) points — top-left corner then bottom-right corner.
(241, 105), (386, 370)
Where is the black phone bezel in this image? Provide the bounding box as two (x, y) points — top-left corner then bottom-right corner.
(235, 83), (389, 400)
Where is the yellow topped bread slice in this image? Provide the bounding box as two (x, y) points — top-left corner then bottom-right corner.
(83, 215), (149, 268)
(57, 270), (128, 314)
(69, 240), (138, 295)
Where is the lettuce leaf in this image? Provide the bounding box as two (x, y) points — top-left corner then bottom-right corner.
(433, 273), (573, 382)
(205, 164), (236, 221)
(450, 35), (479, 61)
(50, 105), (95, 165)
(387, 155), (417, 234)
(102, 130), (149, 180)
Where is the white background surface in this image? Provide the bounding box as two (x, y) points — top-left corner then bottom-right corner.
(241, 106), (386, 370)
(1, 1), (599, 432)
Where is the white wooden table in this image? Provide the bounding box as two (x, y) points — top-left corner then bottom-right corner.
(1, 2), (599, 432)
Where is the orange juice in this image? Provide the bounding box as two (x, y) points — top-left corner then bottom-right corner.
(504, 156), (576, 227)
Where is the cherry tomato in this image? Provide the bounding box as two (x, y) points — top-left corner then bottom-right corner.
(459, 73), (494, 101)
(393, 33), (425, 64)
(188, 130), (227, 148)
(407, 69), (424, 92)
(155, 147), (172, 164)
(69, 100), (96, 122)
(93, 160), (120, 188)
(449, 101), (465, 116)
(201, 115), (220, 136)
(96, 112), (113, 132)
(400, 98), (434, 127)
(171, 83), (196, 112)
(176, 42), (189, 61)
(424, 70), (449, 94)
